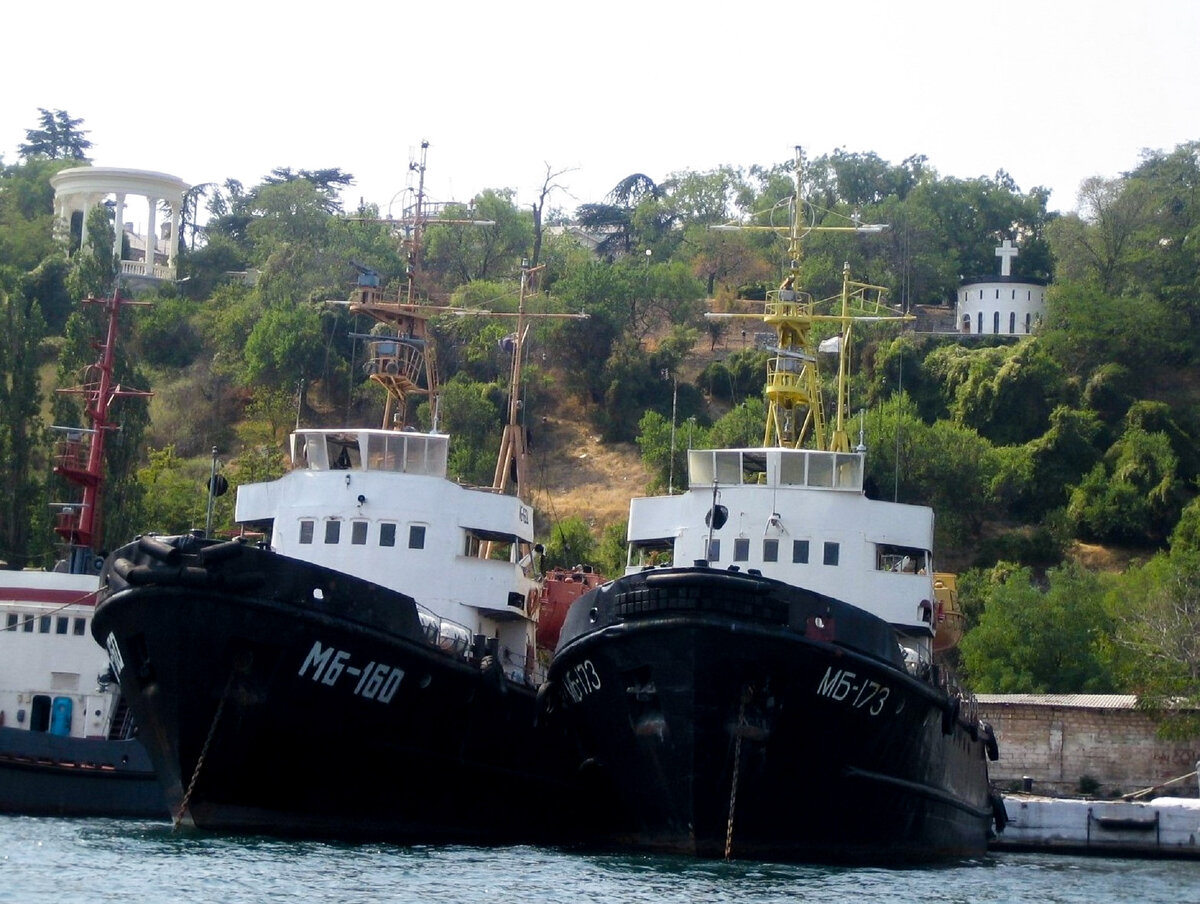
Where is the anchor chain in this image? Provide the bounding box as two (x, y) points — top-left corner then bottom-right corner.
(724, 684), (752, 860)
(173, 667), (237, 831)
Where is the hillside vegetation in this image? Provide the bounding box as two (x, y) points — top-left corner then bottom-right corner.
(4, 112), (1200, 719)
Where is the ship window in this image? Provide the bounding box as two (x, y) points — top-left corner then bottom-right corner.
(733, 538), (749, 561)
(56, 616), (69, 635)
(299, 520), (314, 544)
(708, 538), (720, 561)
(73, 617), (86, 636)
(823, 542), (840, 566)
(763, 539), (779, 562)
(39, 615), (51, 633)
(351, 520), (368, 545)
(5, 613), (17, 631)
(324, 520), (341, 544)
(380, 523), (397, 547)
(23, 614), (34, 632)
(409, 525), (426, 549)
(792, 540), (809, 563)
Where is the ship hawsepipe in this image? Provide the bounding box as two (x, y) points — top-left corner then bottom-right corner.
(93, 532), (577, 840)
(544, 565), (999, 863)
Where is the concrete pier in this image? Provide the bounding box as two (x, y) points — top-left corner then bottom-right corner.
(992, 795), (1200, 858)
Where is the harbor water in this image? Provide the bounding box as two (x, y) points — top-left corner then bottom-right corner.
(3, 816), (1199, 903)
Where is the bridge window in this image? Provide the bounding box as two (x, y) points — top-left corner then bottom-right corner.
(763, 539), (779, 562)
(733, 538), (749, 561)
(409, 525), (427, 549)
(56, 616), (69, 635)
(793, 540), (810, 564)
(708, 539), (720, 562)
(73, 617), (86, 636)
(324, 520), (341, 544)
(351, 520), (368, 545)
(380, 523), (397, 547)
(299, 520), (314, 544)
(823, 542), (840, 566)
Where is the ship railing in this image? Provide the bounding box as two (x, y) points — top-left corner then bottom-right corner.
(415, 606), (545, 689)
(417, 608), (473, 659)
(932, 661), (979, 726)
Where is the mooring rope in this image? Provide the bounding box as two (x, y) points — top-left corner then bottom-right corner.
(725, 684), (752, 860)
(173, 667), (237, 831)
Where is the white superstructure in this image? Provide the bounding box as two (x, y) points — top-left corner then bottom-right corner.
(235, 427), (541, 681)
(0, 573), (120, 740)
(626, 445), (940, 659)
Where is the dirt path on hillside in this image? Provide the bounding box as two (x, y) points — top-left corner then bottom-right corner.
(524, 408), (649, 534)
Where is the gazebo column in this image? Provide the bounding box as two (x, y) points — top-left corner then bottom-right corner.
(145, 197), (159, 275)
(111, 193), (126, 266)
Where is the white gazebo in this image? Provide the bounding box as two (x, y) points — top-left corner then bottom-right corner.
(956, 239), (1047, 336)
(50, 167), (189, 281)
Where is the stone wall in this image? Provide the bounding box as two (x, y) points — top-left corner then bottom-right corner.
(977, 695), (1200, 798)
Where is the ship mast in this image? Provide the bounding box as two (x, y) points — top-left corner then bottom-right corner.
(709, 146), (905, 452)
(491, 259), (540, 498)
(52, 289), (151, 573)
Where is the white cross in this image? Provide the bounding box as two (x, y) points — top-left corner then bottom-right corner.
(995, 239), (1018, 277)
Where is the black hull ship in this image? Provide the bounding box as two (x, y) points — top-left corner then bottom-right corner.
(94, 534), (563, 839)
(0, 722), (158, 818)
(549, 568), (996, 861)
(544, 149), (1000, 863)
(1, 290), (162, 819)
(93, 262), (584, 838)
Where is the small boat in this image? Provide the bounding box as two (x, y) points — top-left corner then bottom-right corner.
(92, 264), (584, 839)
(0, 290), (163, 818)
(542, 148), (999, 863)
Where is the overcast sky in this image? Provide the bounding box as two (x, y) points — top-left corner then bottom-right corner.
(4, 0), (1198, 221)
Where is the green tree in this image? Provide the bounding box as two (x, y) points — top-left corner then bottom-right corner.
(65, 205), (117, 300)
(1110, 550), (1200, 738)
(0, 282), (46, 568)
(423, 190), (534, 290)
(540, 515), (597, 570)
(1068, 423), (1185, 547)
(960, 563), (1117, 693)
(135, 445), (212, 535)
(0, 157), (77, 274)
(863, 395), (998, 550)
(19, 108), (92, 160)
(923, 340), (1070, 445)
(243, 303), (326, 389)
(427, 376), (503, 486)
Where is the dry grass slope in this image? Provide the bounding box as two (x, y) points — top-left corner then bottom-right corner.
(524, 401), (649, 535)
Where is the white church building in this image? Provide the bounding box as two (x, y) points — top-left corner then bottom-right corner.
(956, 239), (1047, 336)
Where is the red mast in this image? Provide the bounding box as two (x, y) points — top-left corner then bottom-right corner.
(52, 289), (150, 573)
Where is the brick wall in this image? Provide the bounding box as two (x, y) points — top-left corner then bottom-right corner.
(978, 696), (1200, 798)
